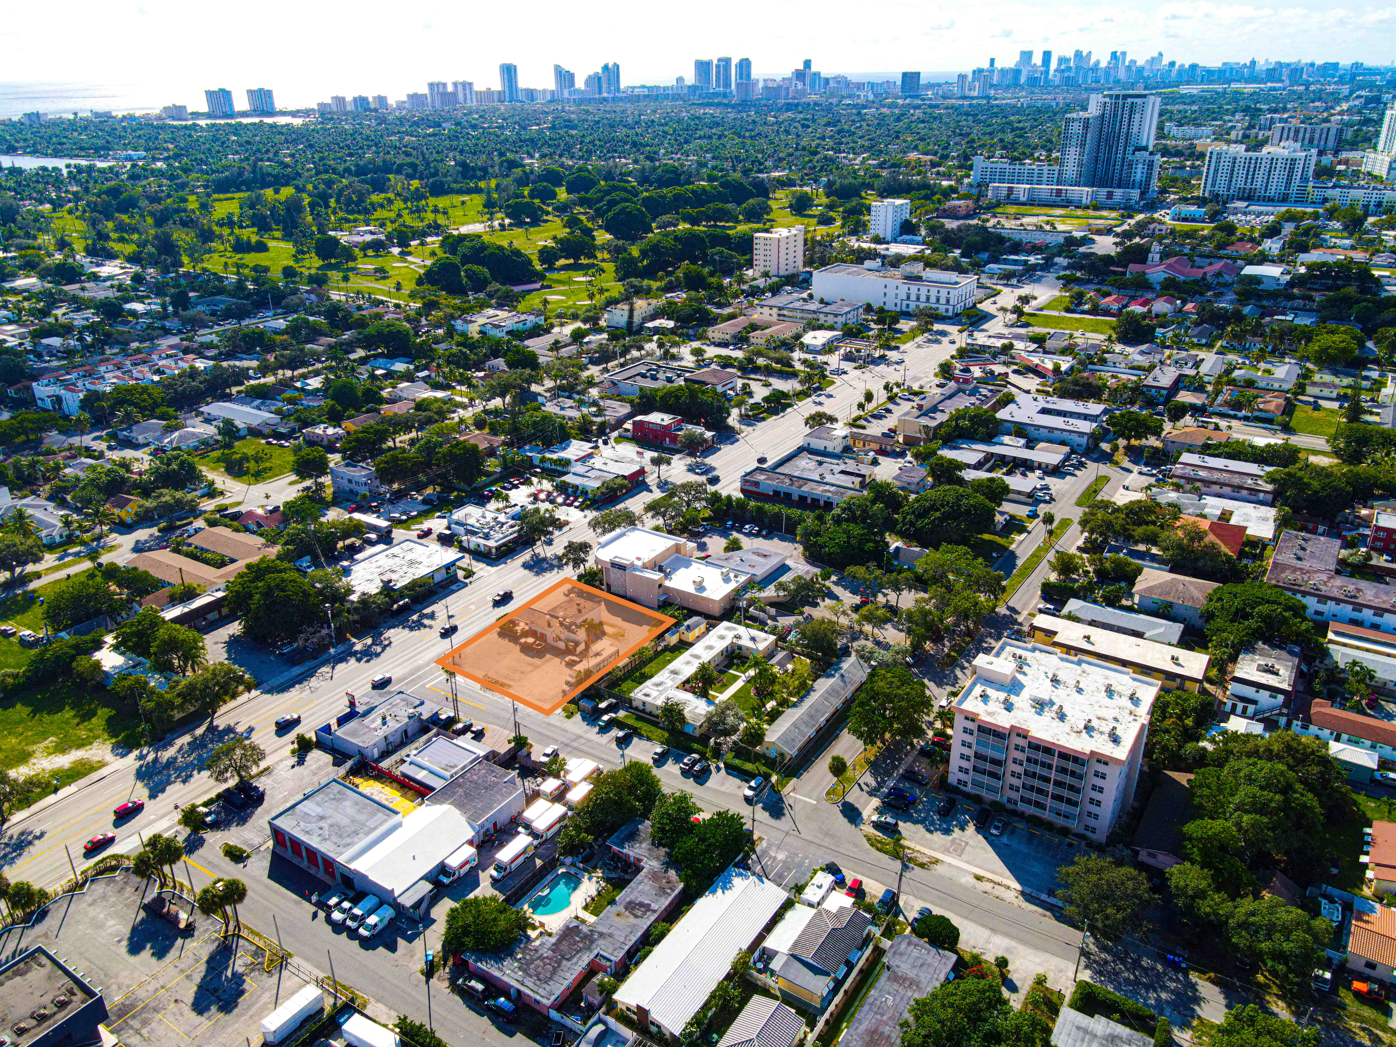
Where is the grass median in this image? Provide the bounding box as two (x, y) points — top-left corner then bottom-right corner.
(1075, 475), (1109, 506)
(1005, 518), (1073, 598)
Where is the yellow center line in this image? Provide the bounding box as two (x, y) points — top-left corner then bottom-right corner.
(429, 685), (483, 710)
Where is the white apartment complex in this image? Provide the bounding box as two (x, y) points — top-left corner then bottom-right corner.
(1364, 103), (1396, 180)
(950, 640), (1159, 839)
(1268, 123), (1341, 152)
(752, 226), (806, 278)
(31, 350), (207, 416)
(1201, 143), (1316, 204)
(995, 393), (1108, 451)
(810, 261), (977, 317)
(204, 88), (235, 117)
(869, 199), (912, 242)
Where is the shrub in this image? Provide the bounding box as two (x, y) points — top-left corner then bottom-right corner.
(828, 755), (849, 778)
(221, 843), (250, 862)
(1067, 980), (1157, 1034)
(913, 913), (960, 950)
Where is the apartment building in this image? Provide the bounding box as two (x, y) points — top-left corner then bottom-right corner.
(31, 350), (205, 415)
(330, 462), (383, 497)
(810, 261), (978, 317)
(1171, 452), (1275, 505)
(751, 293), (865, 328)
(1200, 143), (1316, 204)
(204, 88), (235, 116)
(995, 393), (1108, 451)
(1030, 614), (1209, 691)
(753, 227), (806, 278)
(1266, 530), (1396, 636)
(950, 640), (1160, 839)
(1225, 642), (1301, 717)
(1269, 123), (1342, 152)
(869, 199), (912, 242)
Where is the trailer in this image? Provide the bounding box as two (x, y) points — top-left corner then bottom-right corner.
(490, 833), (535, 881)
(261, 985), (324, 1044)
(564, 758), (599, 787)
(349, 513), (393, 537)
(342, 1012), (401, 1047)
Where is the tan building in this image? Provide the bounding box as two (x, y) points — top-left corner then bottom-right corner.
(1162, 427), (1231, 454)
(753, 226), (806, 278)
(1031, 614), (1209, 691)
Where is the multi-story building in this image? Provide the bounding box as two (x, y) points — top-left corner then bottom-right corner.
(949, 641), (1160, 839)
(160, 103), (190, 120)
(601, 63), (621, 95)
(995, 393), (1108, 451)
(694, 59), (714, 89)
(595, 527), (758, 617)
(1030, 614), (1209, 691)
(1269, 123), (1342, 152)
(751, 292), (864, 328)
(330, 462), (383, 497)
(630, 412), (714, 452)
(372, 94), (390, 110)
(1225, 643), (1301, 718)
(900, 72), (920, 98)
(740, 450), (875, 511)
(869, 199), (912, 242)
(204, 88), (235, 117)
(971, 158), (1064, 187)
(753, 226), (805, 278)
(1363, 103), (1396, 180)
(1171, 452), (1274, 505)
(498, 63), (520, 102)
(1201, 143), (1316, 204)
(246, 88), (275, 113)
(736, 58), (752, 83)
(427, 81), (455, 108)
(553, 65), (575, 97)
(810, 261), (977, 317)
(1267, 531), (1396, 636)
(332, 95), (349, 112)
(1371, 512), (1396, 554)
(447, 503), (521, 558)
(351, 95), (371, 111)
(715, 57), (733, 92)
(451, 82), (475, 105)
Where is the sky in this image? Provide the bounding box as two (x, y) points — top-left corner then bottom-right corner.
(4, 0), (1395, 111)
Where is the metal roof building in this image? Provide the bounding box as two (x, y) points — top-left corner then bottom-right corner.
(765, 656), (869, 763)
(839, 935), (956, 1047)
(614, 868), (787, 1041)
(716, 996), (805, 1047)
(1050, 1007), (1153, 1047)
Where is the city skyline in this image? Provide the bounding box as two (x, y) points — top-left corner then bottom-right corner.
(4, 0), (1394, 111)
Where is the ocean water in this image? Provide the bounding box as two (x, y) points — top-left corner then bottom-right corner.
(0, 82), (163, 120)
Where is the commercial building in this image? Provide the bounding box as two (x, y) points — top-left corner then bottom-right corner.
(557, 449), (648, 500)
(199, 401), (279, 431)
(604, 299), (660, 328)
(601, 362), (695, 397)
(894, 385), (999, 443)
(996, 393), (1108, 451)
(1266, 530), (1396, 636)
(838, 935), (956, 1047)
(950, 640), (1160, 838)
(869, 199), (912, 242)
(341, 804), (474, 916)
(1057, 600), (1184, 645)
(740, 450), (876, 511)
(630, 621), (779, 726)
(205, 88), (236, 116)
(342, 539), (464, 598)
(0, 946), (108, 1047)
(425, 758), (527, 841)
(448, 503), (521, 557)
(1225, 642), (1301, 717)
(391, 733), (491, 792)
(318, 692), (447, 761)
(595, 526), (758, 617)
(269, 778), (402, 888)
(684, 368), (741, 393)
(1030, 614), (1209, 691)
(1200, 143), (1316, 204)
(753, 227), (806, 278)
(751, 293), (865, 328)
(810, 261), (977, 317)
(630, 412), (714, 452)
(614, 868), (787, 1042)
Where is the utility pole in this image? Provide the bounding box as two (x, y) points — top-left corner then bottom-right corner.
(1073, 920), (1090, 982)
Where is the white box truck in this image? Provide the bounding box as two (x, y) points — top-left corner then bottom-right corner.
(261, 984), (323, 1044)
(341, 1012), (401, 1047)
(437, 842), (479, 885)
(521, 797), (553, 825)
(528, 802), (568, 841)
(490, 833), (535, 881)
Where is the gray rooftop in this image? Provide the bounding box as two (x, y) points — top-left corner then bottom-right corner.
(716, 996), (805, 1047)
(427, 759), (524, 823)
(1051, 1008), (1153, 1047)
(607, 818), (670, 868)
(788, 906), (872, 974)
(704, 546), (788, 583)
(1231, 642), (1301, 694)
(767, 656), (870, 760)
(773, 451), (875, 490)
(269, 778), (399, 858)
(335, 692), (445, 749)
(839, 935), (956, 1047)
(1059, 600), (1184, 645)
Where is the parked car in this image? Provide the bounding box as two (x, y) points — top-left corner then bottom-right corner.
(871, 812), (899, 833)
(275, 713), (301, 730)
(417, 526), (433, 537)
(743, 777), (766, 803)
(616, 728), (634, 745)
(488, 997), (517, 1021)
(358, 903), (396, 939)
(462, 978), (489, 1000)
(114, 799), (145, 820)
(318, 887), (349, 911)
(237, 780), (264, 803)
(845, 877), (863, 898)
(1377, 771), (1396, 787)
(651, 745), (668, 764)
(913, 906), (932, 924)
(691, 758), (710, 776)
(219, 787), (248, 810)
(937, 796), (958, 818)
(876, 888), (898, 912)
(989, 817), (1007, 837)
(973, 806), (992, 829)
(900, 768), (929, 785)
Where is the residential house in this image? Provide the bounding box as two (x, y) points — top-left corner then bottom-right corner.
(1132, 770), (1194, 871)
(1367, 821), (1396, 896)
(1172, 453), (1275, 505)
(838, 936), (956, 1047)
(1140, 366), (1182, 403)
(1176, 515), (1247, 558)
(106, 493), (140, 525)
(1131, 568), (1220, 630)
(716, 998), (804, 1047)
(1347, 899), (1396, 983)
(763, 904), (874, 1011)
(330, 462), (383, 497)
(1161, 427), (1231, 455)
(1050, 1007), (1153, 1047)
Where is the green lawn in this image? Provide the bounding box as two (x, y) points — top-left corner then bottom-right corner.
(1289, 405), (1338, 441)
(0, 679), (143, 772)
(613, 645), (689, 696)
(1024, 312), (1116, 335)
(197, 438), (295, 482)
(1039, 295), (1073, 311)
(1075, 475), (1109, 507)
(968, 532), (1014, 566)
(993, 205), (1121, 220)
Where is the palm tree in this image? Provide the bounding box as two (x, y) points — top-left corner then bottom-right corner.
(87, 502), (116, 540)
(5, 507), (37, 541)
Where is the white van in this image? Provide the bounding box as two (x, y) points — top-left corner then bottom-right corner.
(490, 834), (534, 881)
(358, 903), (396, 939)
(345, 894), (380, 930)
(437, 842), (479, 885)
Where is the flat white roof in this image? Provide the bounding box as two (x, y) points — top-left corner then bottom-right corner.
(344, 804), (473, 897)
(615, 868), (787, 1034)
(956, 640), (1160, 761)
(1033, 615), (1210, 680)
(659, 555), (752, 604)
(595, 526), (686, 568)
(632, 623), (778, 724)
(344, 539), (463, 597)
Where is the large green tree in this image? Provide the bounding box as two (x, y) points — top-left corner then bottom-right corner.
(847, 666), (932, 747)
(441, 895), (529, 955)
(1055, 854), (1153, 943)
(897, 487), (996, 549)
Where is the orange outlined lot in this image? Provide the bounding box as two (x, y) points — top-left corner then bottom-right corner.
(437, 578), (672, 714)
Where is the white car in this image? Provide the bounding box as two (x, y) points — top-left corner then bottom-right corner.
(1034, 470), (1044, 480)
(358, 903), (396, 939)
(540, 745), (560, 761)
(1377, 771), (1396, 788)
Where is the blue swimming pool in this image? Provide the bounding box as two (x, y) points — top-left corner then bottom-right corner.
(527, 871), (584, 916)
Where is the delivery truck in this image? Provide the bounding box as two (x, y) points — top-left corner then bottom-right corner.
(261, 985), (323, 1044)
(528, 802), (568, 841)
(437, 842), (479, 885)
(490, 833), (535, 881)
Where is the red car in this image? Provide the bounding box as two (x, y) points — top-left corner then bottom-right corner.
(113, 799), (144, 819)
(346, 504), (360, 513)
(845, 877), (863, 898)
(417, 526), (433, 537)
(84, 832), (116, 854)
